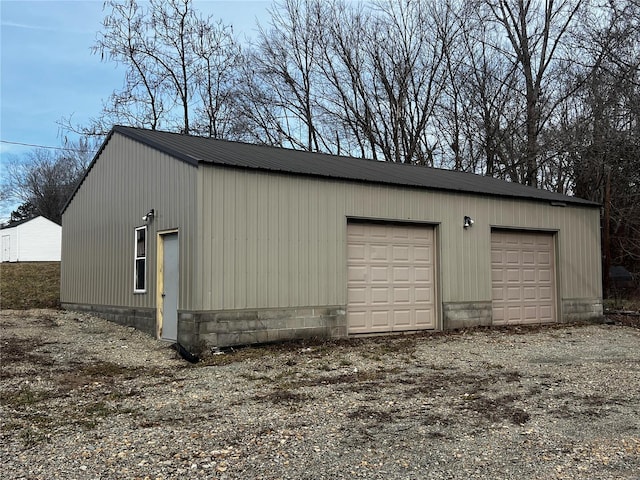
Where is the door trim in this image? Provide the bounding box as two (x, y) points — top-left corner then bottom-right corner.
(156, 229), (179, 339)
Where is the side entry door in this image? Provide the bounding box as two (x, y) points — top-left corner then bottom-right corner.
(159, 233), (179, 342)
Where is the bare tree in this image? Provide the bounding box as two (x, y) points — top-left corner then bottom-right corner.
(449, 3), (523, 178)
(248, 0), (328, 151)
(569, 0), (640, 287)
(315, 0), (452, 163)
(191, 19), (243, 138)
(318, 0), (381, 158)
(367, 0), (450, 165)
(63, 0), (241, 138)
(80, 0), (167, 135)
(482, 0), (584, 186)
(5, 138), (97, 224)
(145, 0), (197, 133)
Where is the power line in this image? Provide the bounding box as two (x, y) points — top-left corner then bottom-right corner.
(1, 140), (97, 153)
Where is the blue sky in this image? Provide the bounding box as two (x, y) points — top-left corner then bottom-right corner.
(0, 0), (270, 219)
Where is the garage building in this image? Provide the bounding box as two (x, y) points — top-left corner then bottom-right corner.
(61, 126), (603, 353)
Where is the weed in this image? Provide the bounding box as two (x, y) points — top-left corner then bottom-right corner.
(317, 362), (333, 372)
(200, 345), (281, 366)
(548, 391), (624, 419)
(275, 367), (297, 379)
(0, 387), (57, 408)
(365, 354), (383, 361)
(107, 388), (141, 400)
(466, 394), (530, 425)
(347, 406), (395, 422)
(604, 298), (640, 312)
(240, 371), (273, 382)
(80, 362), (142, 379)
(83, 401), (113, 417)
(1, 420), (22, 432)
(527, 385), (543, 396)
(500, 370), (522, 383)
(256, 389), (311, 405)
(0, 335), (50, 366)
(52, 362), (146, 393)
(607, 313), (640, 329)
(424, 431), (450, 439)
(138, 420), (162, 428)
(482, 362), (505, 370)
(580, 394), (618, 407)
(421, 412), (452, 427)
(420, 363), (451, 371)
(18, 426), (50, 446)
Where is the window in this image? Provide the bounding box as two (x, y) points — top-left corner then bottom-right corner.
(134, 226), (147, 292)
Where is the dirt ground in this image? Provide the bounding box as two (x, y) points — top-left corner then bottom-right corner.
(1, 309), (639, 479)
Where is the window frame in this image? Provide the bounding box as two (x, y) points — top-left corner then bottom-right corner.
(134, 226), (147, 293)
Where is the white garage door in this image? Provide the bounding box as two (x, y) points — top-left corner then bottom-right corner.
(491, 230), (556, 325)
(347, 223), (436, 334)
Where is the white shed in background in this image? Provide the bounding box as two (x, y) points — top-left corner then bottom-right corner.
(1, 216), (62, 262)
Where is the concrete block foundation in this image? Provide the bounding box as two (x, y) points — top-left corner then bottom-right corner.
(561, 298), (604, 323)
(63, 297), (604, 357)
(178, 306), (347, 354)
(443, 301), (493, 329)
(61, 303), (156, 337)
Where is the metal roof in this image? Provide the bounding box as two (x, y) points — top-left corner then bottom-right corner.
(69, 125), (600, 210)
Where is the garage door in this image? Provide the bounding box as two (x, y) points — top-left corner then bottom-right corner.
(347, 223), (436, 334)
(491, 230), (556, 325)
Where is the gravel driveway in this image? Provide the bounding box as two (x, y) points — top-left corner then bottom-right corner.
(1, 309), (639, 479)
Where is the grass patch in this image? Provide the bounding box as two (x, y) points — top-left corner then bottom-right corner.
(79, 362), (142, 379)
(0, 335), (53, 369)
(0, 262), (60, 309)
(0, 386), (58, 408)
(55, 362), (168, 392)
(467, 394), (530, 425)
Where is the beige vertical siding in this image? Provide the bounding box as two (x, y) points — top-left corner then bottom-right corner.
(63, 138), (600, 316)
(195, 167), (601, 312)
(61, 134), (197, 309)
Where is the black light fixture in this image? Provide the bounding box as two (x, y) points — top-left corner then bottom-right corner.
(463, 215), (474, 228)
(142, 209), (155, 222)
